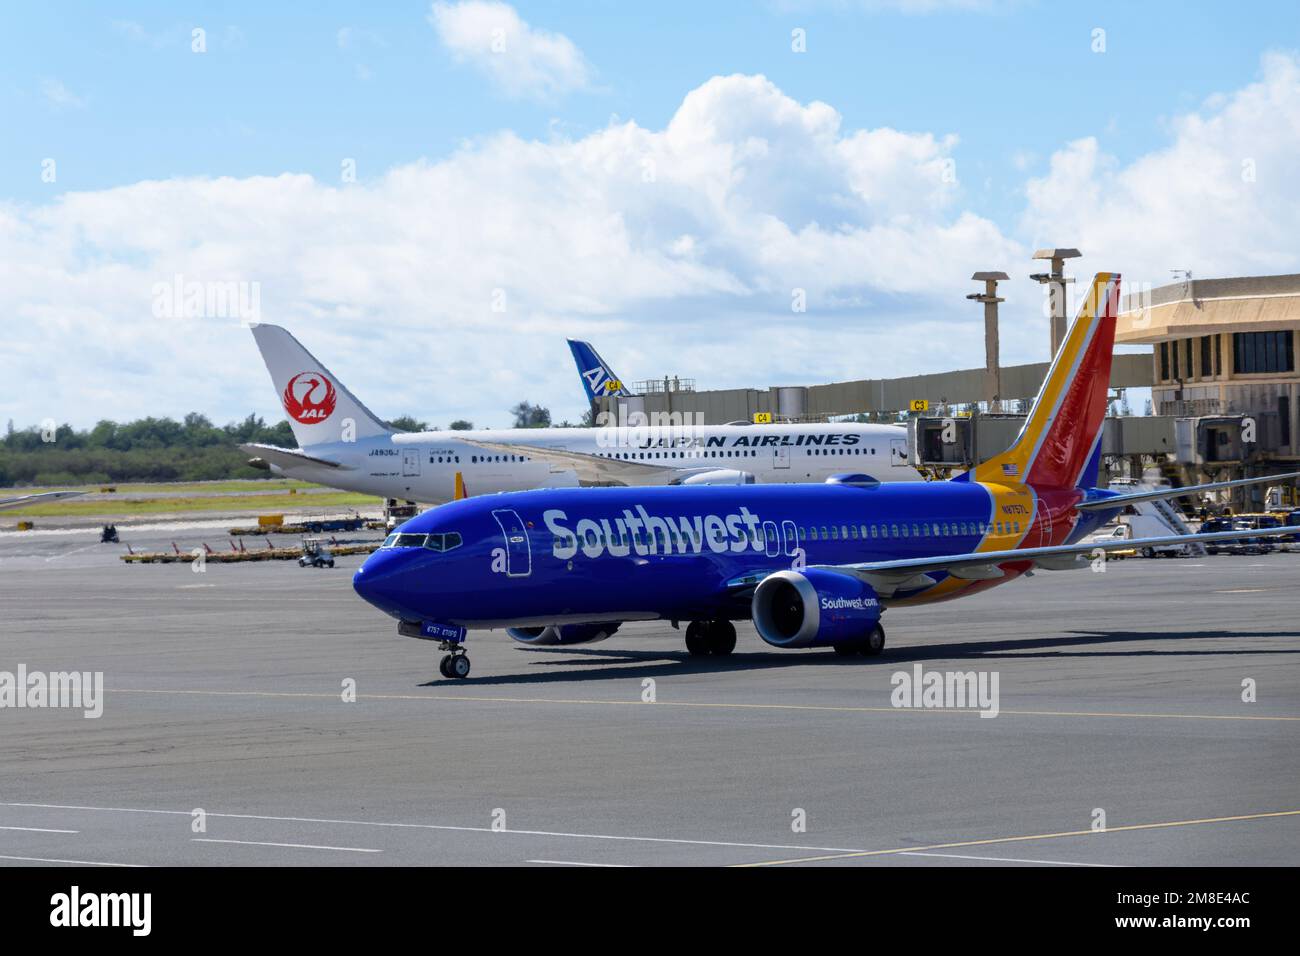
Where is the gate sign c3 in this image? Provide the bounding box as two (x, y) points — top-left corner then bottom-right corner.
(909, 399), (929, 412)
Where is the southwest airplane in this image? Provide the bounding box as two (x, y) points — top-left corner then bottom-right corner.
(242, 325), (922, 504)
(568, 339), (633, 403)
(352, 273), (1300, 678)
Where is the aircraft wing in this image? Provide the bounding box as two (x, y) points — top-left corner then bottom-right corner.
(240, 443), (346, 470)
(0, 490), (85, 512)
(453, 438), (699, 485)
(1076, 471), (1300, 512)
(810, 524), (1300, 597)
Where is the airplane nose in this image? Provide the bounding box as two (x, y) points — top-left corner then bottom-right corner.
(353, 551), (425, 618)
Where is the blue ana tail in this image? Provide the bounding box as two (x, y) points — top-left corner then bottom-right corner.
(568, 339), (632, 402)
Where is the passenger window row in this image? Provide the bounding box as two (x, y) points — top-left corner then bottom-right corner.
(801, 520), (1001, 541)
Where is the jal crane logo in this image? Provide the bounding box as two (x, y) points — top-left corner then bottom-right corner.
(282, 371), (338, 424)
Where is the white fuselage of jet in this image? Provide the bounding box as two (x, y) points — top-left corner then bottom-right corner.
(247, 423), (920, 505)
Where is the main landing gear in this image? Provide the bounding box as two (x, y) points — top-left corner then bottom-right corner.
(438, 642), (472, 679)
(685, 620), (737, 657)
(833, 624), (886, 658)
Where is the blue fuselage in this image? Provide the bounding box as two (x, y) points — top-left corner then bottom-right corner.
(352, 481), (1116, 630)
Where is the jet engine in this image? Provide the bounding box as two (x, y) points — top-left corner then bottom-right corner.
(506, 622), (621, 645)
(751, 569), (882, 648)
(675, 469), (755, 486)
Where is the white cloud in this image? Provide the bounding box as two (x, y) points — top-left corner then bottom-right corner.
(40, 79), (85, 110)
(111, 20), (174, 49)
(429, 0), (593, 100)
(2, 73), (1015, 430)
(1022, 51), (1300, 285)
(772, 0), (1015, 13)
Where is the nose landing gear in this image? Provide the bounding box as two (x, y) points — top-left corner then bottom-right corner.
(437, 642), (472, 679)
(684, 619), (737, 656)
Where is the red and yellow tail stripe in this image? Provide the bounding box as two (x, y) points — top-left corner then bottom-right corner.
(973, 273), (1121, 490)
(895, 273), (1120, 607)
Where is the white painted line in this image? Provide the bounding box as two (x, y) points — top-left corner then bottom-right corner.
(900, 850), (1118, 867)
(527, 859), (632, 867)
(44, 544), (100, 563)
(6, 802), (866, 854)
(192, 838), (381, 853)
(0, 853), (142, 867)
(0, 825), (78, 833)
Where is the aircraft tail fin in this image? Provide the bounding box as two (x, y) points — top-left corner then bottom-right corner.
(249, 324), (392, 448)
(967, 272), (1121, 490)
(568, 339), (632, 402)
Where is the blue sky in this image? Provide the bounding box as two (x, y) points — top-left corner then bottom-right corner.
(3, 1), (1281, 212)
(3, 1), (1298, 429)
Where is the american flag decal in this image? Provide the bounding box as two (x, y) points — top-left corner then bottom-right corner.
(1002, 463), (1018, 477)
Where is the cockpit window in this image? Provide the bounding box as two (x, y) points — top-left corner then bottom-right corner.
(382, 531), (464, 550)
(424, 532), (463, 552)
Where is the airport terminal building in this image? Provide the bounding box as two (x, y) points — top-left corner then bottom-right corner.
(596, 271), (1300, 507)
(1118, 274), (1300, 470)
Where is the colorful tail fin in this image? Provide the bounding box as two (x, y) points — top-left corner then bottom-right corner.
(250, 324), (392, 448)
(568, 339), (632, 402)
(968, 272), (1121, 489)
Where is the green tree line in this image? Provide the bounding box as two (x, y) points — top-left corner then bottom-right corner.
(0, 403), (554, 487)
(0, 413), (298, 487)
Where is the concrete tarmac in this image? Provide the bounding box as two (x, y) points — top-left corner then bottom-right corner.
(0, 530), (1296, 867)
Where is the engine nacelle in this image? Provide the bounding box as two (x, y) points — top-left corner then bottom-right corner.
(676, 469), (755, 486)
(751, 569), (882, 648)
(506, 622), (621, 645)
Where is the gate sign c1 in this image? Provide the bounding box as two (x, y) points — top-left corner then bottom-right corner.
(909, 399), (929, 413)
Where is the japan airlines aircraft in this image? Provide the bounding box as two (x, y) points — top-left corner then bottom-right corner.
(567, 339), (633, 402)
(352, 272), (1300, 677)
(241, 325), (922, 504)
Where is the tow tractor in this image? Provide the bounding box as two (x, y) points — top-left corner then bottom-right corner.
(297, 537), (336, 568)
